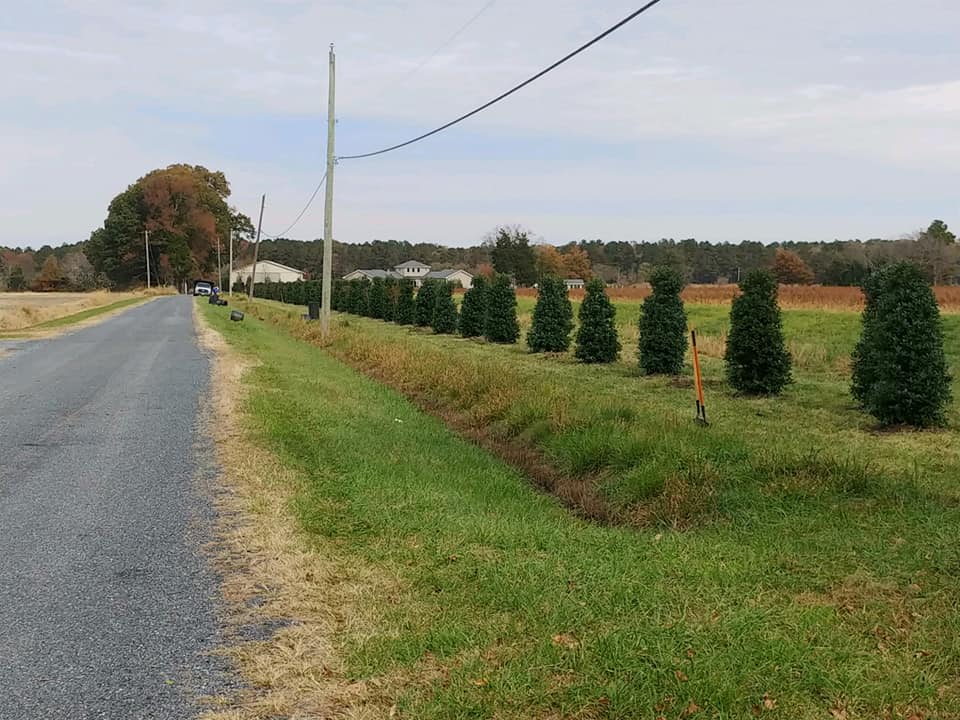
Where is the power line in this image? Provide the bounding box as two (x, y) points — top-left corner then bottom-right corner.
(338, 0), (667, 160)
(262, 171), (328, 239)
(400, 0), (498, 84)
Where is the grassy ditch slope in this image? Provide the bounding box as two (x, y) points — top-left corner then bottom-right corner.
(206, 298), (960, 719)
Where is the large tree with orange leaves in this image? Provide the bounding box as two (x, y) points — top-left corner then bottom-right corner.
(86, 164), (253, 288)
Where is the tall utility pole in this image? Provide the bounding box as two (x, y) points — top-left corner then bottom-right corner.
(320, 44), (336, 337)
(228, 230), (234, 295)
(144, 230), (151, 289)
(216, 232), (223, 291)
(248, 194), (266, 300)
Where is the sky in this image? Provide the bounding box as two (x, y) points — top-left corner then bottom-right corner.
(3, 0), (958, 249)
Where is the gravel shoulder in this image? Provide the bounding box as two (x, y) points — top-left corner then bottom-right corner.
(0, 295), (232, 719)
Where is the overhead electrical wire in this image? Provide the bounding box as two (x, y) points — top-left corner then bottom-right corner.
(262, 171), (328, 239)
(400, 0), (498, 84)
(338, 0), (667, 160)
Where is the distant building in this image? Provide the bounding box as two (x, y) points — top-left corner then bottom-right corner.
(565, 278), (586, 290)
(235, 260), (306, 285)
(343, 261), (473, 289)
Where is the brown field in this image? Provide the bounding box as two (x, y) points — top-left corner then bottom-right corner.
(0, 291), (145, 331)
(514, 283), (960, 311)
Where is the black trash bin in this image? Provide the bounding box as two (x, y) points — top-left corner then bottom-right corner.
(308, 301), (320, 320)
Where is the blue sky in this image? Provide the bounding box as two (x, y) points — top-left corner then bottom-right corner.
(2, 0), (958, 249)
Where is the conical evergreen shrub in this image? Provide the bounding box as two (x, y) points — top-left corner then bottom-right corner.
(851, 262), (951, 427)
(349, 279), (370, 315)
(484, 274), (520, 344)
(382, 277), (398, 321)
(527, 275), (573, 352)
(459, 275), (488, 338)
(395, 279), (416, 325)
(574, 279), (620, 363)
(431, 282), (459, 334)
(331, 279), (346, 311)
(367, 277), (387, 319)
(638, 266), (687, 374)
(725, 270), (791, 394)
(415, 279), (439, 327)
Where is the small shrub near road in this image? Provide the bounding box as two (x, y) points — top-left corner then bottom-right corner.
(638, 266), (687, 375)
(459, 276), (488, 338)
(484, 274), (520, 344)
(725, 270), (792, 395)
(395, 279), (416, 325)
(431, 282), (459, 334)
(527, 275), (573, 353)
(415, 279), (439, 327)
(575, 279), (620, 363)
(852, 262), (952, 427)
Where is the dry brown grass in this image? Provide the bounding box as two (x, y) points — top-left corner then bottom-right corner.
(0, 290), (151, 331)
(516, 284), (960, 311)
(193, 306), (411, 720)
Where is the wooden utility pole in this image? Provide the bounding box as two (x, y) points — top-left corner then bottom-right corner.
(321, 44), (336, 337)
(144, 230), (151, 289)
(248, 195), (266, 300)
(228, 230), (234, 295)
(216, 232), (222, 291)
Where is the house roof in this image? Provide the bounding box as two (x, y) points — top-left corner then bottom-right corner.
(238, 260), (305, 274)
(394, 260), (431, 269)
(425, 268), (473, 280)
(346, 269), (403, 279)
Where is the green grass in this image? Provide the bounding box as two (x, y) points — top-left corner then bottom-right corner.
(2, 296), (148, 334)
(203, 299), (960, 719)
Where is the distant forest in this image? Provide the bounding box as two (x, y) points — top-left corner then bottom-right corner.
(3, 220), (957, 290)
(253, 219), (958, 287)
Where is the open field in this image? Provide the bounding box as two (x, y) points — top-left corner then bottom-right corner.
(206, 296), (960, 718)
(514, 284), (960, 312)
(0, 290), (170, 333)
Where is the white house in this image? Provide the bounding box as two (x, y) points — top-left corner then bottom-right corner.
(235, 260), (306, 285)
(342, 260), (473, 289)
(565, 278), (586, 290)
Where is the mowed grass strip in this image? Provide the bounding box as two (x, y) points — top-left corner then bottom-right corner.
(0, 296), (149, 336)
(203, 299), (960, 719)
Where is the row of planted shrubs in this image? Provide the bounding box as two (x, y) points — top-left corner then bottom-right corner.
(257, 263), (951, 428)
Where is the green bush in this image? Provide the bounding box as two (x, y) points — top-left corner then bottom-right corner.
(574, 279), (620, 363)
(527, 276), (573, 352)
(459, 275), (488, 338)
(367, 277), (387, 319)
(395, 279), (416, 325)
(415, 279), (439, 327)
(725, 270), (792, 395)
(383, 278), (398, 322)
(638, 266), (687, 375)
(851, 262), (952, 427)
(332, 279), (347, 311)
(348, 279), (370, 315)
(484, 274), (520, 344)
(431, 282), (459, 334)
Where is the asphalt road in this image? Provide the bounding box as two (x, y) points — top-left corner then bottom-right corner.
(0, 296), (230, 719)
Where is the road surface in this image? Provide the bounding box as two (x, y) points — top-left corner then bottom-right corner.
(0, 296), (230, 719)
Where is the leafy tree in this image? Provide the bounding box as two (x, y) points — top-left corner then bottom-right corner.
(383, 277), (398, 321)
(7, 265), (26, 291)
(415, 279), (439, 327)
(725, 270), (792, 394)
(638, 266), (687, 375)
(367, 277), (387, 319)
(561, 245), (593, 280)
(575, 279), (620, 363)
(485, 273), (520, 343)
(32, 255), (65, 291)
(489, 226), (537, 286)
(395, 279), (416, 325)
(0, 253), (6, 289)
(431, 282), (459, 334)
(915, 219), (958, 284)
(527, 275), (573, 352)
(772, 248), (815, 285)
(851, 262), (951, 427)
(459, 275), (488, 338)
